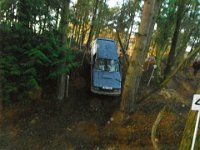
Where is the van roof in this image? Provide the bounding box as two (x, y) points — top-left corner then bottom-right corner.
(96, 38), (118, 60)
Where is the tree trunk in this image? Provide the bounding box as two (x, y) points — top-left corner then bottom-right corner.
(18, 0), (31, 29)
(0, 31), (2, 120)
(120, 0), (161, 115)
(155, 44), (163, 81)
(39, 14), (42, 34)
(164, 1), (185, 76)
(57, 0), (70, 101)
(80, 20), (87, 46)
(116, 30), (129, 65)
(77, 19), (82, 45)
(179, 84), (200, 150)
(74, 24), (78, 42)
(42, 4), (49, 32)
(0, 65), (2, 121)
(55, 7), (60, 29)
(86, 0), (99, 49)
(125, 20), (134, 51)
(123, 0), (139, 64)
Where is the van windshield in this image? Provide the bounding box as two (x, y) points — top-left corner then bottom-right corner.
(94, 58), (119, 72)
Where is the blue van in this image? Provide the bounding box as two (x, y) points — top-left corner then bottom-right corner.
(90, 38), (121, 96)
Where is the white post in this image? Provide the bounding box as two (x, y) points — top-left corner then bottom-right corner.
(147, 65), (157, 87)
(191, 111), (200, 150)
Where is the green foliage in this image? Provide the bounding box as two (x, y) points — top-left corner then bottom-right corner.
(35, 32), (78, 78)
(0, 24), (77, 103)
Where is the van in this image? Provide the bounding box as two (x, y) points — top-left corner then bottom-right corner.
(90, 38), (121, 96)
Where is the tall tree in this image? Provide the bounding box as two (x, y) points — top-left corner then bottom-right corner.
(120, 0), (162, 115)
(164, 0), (186, 76)
(57, 0), (70, 101)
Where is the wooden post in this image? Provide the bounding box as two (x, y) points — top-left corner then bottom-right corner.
(57, 74), (66, 101)
(65, 75), (69, 97)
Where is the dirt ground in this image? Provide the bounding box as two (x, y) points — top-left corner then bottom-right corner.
(0, 62), (199, 150)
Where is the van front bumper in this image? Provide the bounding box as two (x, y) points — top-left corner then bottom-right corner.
(91, 86), (121, 96)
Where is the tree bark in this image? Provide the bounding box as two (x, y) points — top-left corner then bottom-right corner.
(120, 0), (161, 115)
(57, 0), (70, 101)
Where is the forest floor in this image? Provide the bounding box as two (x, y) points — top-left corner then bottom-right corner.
(0, 57), (199, 150)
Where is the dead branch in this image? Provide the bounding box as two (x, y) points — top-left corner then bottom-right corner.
(151, 106), (166, 150)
